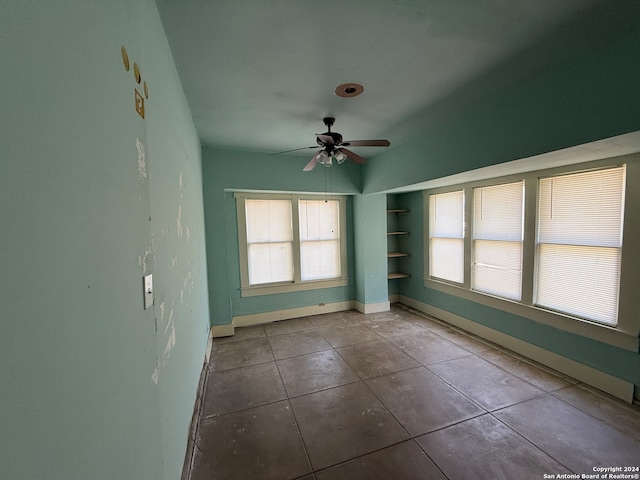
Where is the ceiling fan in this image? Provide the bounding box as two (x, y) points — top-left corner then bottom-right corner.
(273, 117), (390, 171)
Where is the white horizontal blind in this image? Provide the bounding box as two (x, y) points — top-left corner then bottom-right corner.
(536, 166), (625, 325)
(472, 182), (524, 300)
(430, 190), (464, 283)
(299, 199), (341, 281)
(245, 199), (294, 285)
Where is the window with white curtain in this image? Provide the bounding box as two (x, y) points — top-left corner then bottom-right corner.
(536, 166), (625, 325)
(472, 181), (524, 300)
(236, 193), (347, 296)
(429, 190), (464, 283)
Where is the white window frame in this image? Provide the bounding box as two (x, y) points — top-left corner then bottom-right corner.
(423, 154), (640, 351)
(236, 192), (348, 297)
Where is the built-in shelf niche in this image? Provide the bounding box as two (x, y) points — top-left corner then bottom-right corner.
(387, 208), (410, 280)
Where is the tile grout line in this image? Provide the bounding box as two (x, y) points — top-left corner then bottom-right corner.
(266, 322), (316, 478)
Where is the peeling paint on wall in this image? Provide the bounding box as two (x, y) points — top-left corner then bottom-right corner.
(179, 173), (184, 199)
(162, 306), (176, 359)
(136, 137), (147, 183)
(139, 234), (156, 274)
(152, 301), (180, 385)
(185, 226), (191, 242)
(176, 205), (183, 239)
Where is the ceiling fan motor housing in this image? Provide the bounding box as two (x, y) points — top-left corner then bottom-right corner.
(317, 131), (343, 149)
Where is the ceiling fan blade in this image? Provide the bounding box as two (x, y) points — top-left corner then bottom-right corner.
(341, 139), (390, 147)
(316, 134), (335, 146)
(339, 148), (366, 164)
(271, 146), (317, 155)
(303, 155), (318, 171)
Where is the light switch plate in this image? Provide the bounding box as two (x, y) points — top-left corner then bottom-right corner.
(143, 274), (153, 309)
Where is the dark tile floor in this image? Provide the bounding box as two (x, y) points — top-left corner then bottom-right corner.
(190, 305), (640, 480)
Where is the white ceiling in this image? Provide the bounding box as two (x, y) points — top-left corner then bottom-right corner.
(156, 0), (640, 158)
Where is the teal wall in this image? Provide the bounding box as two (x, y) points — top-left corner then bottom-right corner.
(363, 28), (640, 193)
(202, 147), (361, 325)
(353, 194), (389, 306)
(0, 1), (209, 479)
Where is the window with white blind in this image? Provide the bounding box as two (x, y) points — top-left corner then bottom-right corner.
(245, 199), (294, 285)
(429, 190), (464, 284)
(536, 167), (625, 326)
(472, 181), (524, 300)
(424, 155), (639, 347)
(236, 193), (347, 296)
(299, 199), (341, 281)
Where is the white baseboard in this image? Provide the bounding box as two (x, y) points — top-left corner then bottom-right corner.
(388, 294), (401, 304)
(216, 299), (394, 336)
(210, 323), (234, 338)
(399, 295), (635, 403)
(231, 301), (354, 329)
(354, 300), (390, 314)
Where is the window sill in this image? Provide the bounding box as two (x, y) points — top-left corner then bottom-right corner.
(424, 277), (639, 352)
(241, 278), (348, 297)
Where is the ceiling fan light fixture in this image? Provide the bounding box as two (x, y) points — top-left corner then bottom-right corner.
(335, 82), (364, 98)
(316, 150), (331, 165)
(334, 150), (347, 164)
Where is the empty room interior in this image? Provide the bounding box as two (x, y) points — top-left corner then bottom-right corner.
(3, 1), (640, 479)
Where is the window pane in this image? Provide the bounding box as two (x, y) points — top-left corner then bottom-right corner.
(474, 182), (523, 241)
(538, 167), (624, 247)
(536, 167), (624, 325)
(430, 238), (464, 283)
(299, 200), (341, 281)
(430, 191), (464, 238)
(301, 240), (340, 281)
(299, 200), (339, 241)
(245, 199), (294, 285)
(472, 182), (523, 300)
(248, 242), (294, 285)
(472, 240), (522, 300)
(536, 244), (620, 325)
(246, 199), (292, 243)
(430, 191), (464, 283)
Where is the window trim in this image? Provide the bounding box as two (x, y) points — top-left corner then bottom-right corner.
(236, 192), (348, 297)
(423, 154), (640, 352)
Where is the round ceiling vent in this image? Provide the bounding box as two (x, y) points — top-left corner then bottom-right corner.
(335, 82), (364, 98)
